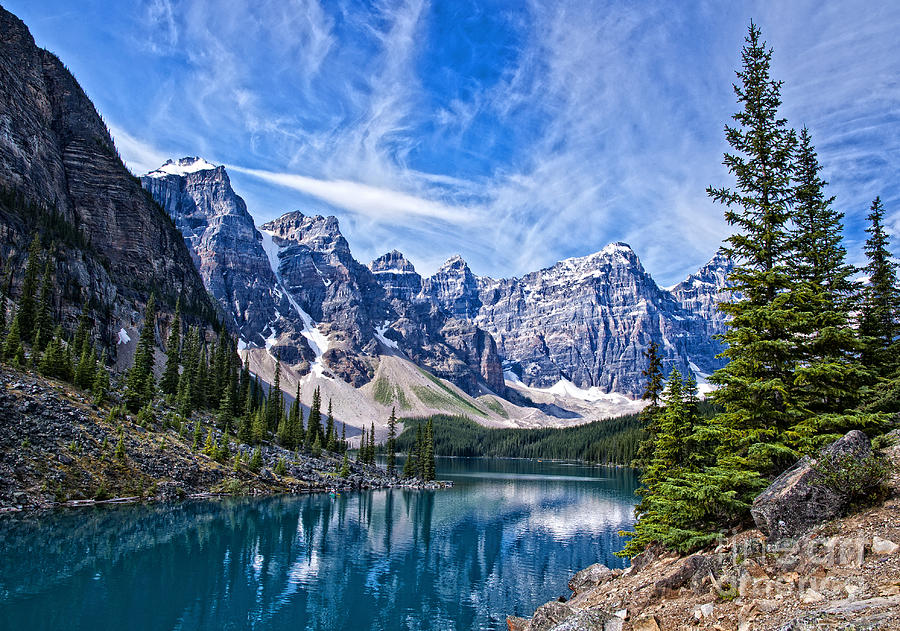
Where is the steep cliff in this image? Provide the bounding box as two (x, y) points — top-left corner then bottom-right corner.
(0, 8), (216, 355)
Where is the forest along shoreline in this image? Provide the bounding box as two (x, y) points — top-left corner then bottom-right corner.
(0, 368), (449, 514)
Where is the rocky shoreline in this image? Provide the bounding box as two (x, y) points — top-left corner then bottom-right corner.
(509, 431), (900, 631)
(0, 368), (450, 514)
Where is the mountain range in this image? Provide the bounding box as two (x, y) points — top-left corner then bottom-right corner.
(142, 157), (731, 433)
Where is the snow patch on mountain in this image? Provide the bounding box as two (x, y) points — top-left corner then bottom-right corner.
(146, 157), (218, 178)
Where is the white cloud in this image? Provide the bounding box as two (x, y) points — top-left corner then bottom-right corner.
(230, 166), (480, 225)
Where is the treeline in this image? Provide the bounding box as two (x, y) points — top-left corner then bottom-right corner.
(392, 409), (718, 465)
(622, 24), (900, 556)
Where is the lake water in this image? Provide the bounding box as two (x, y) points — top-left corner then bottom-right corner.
(0, 458), (638, 631)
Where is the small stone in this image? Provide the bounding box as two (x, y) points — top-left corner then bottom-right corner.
(801, 589), (825, 604)
(613, 609), (627, 620)
(872, 536), (899, 555)
(700, 603), (714, 618)
(632, 616), (660, 631)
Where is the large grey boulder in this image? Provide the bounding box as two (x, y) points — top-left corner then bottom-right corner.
(751, 430), (872, 540)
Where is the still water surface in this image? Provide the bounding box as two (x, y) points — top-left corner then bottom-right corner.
(0, 458), (637, 630)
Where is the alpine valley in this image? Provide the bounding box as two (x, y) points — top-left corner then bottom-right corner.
(141, 156), (732, 437)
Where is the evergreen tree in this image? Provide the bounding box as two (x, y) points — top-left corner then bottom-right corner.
(621, 370), (714, 555)
(702, 23), (800, 523)
(266, 358), (283, 433)
(15, 235), (42, 344)
(33, 261), (53, 353)
(341, 423), (347, 453)
(72, 306), (90, 360)
(0, 285), (7, 342)
(325, 399), (336, 452)
(289, 384), (304, 450)
(340, 452), (350, 478)
(92, 365), (109, 406)
(3, 315), (23, 365)
(634, 342), (664, 469)
(238, 414), (252, 445)
(217, 388), (234, 431)
(74, 339), (97, 391)
(249, 447), (262, 472)
(423, 418), (436, 481)
(203, 428), (216, 458)
(160, 300), (182, 396)
(251, 408), (267, 444)
(311, 433), (322, 458)
(124, 296), (157, 411)
(192, 422), (202, 451)
(306, 386), (322, 446)
(177, 327), (199, 417)
(38, 327), (67, 379)
(386, 407), (397, 475)
(859, 196), (899, 374)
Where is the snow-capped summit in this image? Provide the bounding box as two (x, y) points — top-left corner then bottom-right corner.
(146, 157), (218, 178)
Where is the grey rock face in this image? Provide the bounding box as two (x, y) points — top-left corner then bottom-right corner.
(142, 160), (283, 345)
(0, 8), (216, 357)
(421, 255), (482, 320)
(669, 252), (734, 348)
(369, 250), (422, 303)
(262, 211), (389, 350)
(430, 243), (728, 396)
(751, 430), (873, 540)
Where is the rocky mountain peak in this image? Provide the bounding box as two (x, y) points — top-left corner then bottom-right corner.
(370, 250), (417, 274)
(261, 212), (349, 257)
(422, 254), (481, 321)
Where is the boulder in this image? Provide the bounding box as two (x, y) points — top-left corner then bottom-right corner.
(526, 601), (573, 631)
(653, 554), (709, 597)
(751, 430), (872, 540)
(568, 563), (615, 595)
(546, 610), (615, 631)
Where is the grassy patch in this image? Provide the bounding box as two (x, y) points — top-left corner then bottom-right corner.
(480, 395), (509, 418)
(414, 368), (487, 417)
(395, 385), (411, 410)
(373, 376), (393, 405)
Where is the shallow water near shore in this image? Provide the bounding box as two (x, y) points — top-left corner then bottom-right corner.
(0, 458), (638, 631)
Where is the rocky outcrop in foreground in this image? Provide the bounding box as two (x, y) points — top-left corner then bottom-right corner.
(0, 368), (441, 512)
(510, 431), (900, 631)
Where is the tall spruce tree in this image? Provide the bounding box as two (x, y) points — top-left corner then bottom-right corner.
(423, 418), (436, 481)
(386, 407), (397, 475)
(306, 386), (322, 446)
(859, 196), (899, 374)
(703, 23), (800, 522)
(160, 300), (182, 395)
(325, 399), (336, 452)
(124, 296), (157, 411)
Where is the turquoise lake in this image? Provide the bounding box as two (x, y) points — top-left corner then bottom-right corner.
(0, 458), (638, 630)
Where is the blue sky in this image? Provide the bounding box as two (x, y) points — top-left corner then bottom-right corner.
(10, 0), (900, 285)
